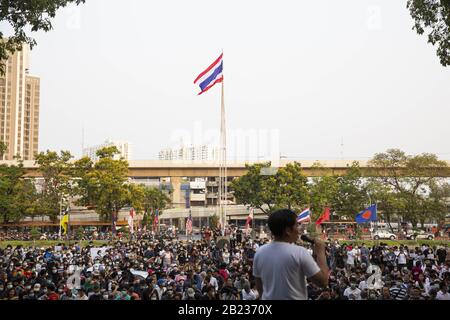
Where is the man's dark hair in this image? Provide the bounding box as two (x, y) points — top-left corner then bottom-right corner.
(267, 209), (297, 237)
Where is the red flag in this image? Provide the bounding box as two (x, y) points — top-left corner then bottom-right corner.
(316, 207), (330, 225)
(245, 208), (254, 230)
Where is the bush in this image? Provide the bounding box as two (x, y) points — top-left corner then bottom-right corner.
(76, 227), (85, 239)
(30, 227), (41, 240)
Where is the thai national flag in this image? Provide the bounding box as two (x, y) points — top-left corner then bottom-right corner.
(297, 208), (311, 223)
(194, 53), (223, 95)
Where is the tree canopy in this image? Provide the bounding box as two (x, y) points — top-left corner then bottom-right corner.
(0, 0), (86, 75)
(231, 150), (449, 227)
(407, 0), (450, 66)
(0, 161), (37, 224)
(72, 146), (130, 222)
(33, 150), (73, 221)
(230, 162), (310, 214)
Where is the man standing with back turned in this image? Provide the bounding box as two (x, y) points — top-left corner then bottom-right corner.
(253, 209), (329, 300)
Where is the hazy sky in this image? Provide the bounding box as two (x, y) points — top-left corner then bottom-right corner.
(7, 0), (450, 160)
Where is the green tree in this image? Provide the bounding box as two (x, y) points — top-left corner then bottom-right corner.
(366, 179), (406, 232)
(34, 150), (73, 221)
(273, 162), (310, 211)
(407, 0), (450, 67)
(332, 162), (368, 219)
(73, 147), (132, 227)
(0, 141), (7, 159)
(30, 227), (41, 241)
(369, 149), (449, 226)
(230, 162), (309, 214)
(419, 181), (450, 227)
(210, 213), (220, 229)
(309, 162), (339, 220)
(0, 161), (37, 226)
(140, 186), (171, 226)
(0, 0), (86, 75)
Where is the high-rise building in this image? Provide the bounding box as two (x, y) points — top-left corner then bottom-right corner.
(158, 144), (219, 161)
(83, 139), (131, 161)
(0, 45), (40, 160)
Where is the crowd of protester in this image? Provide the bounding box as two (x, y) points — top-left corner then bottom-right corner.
(0, 226), (449, 300)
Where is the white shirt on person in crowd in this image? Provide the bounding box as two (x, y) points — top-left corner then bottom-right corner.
(241, 288), (258, 300)
(347, 249), (356, 266)
(222, 251), (230, 264)
(436, 290), (450, 300)
(209, 276), (219, 291)
(253, 241), (320, 300)
(397, 251), (407, 265)
(343, 287), (362, 300)
(358, 280), (368, 291)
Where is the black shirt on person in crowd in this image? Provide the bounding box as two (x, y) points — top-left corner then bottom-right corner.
(436, 248), (447, 263)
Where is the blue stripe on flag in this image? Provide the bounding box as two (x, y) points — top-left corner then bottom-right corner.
(199, 62), (223, 91)
(297, 211), (310, 220)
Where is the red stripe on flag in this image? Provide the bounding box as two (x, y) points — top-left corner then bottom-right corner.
(194, 53), (223, 84)
(198, 77), (223, 95)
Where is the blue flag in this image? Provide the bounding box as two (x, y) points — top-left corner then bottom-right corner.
(355, 204), (377, 224)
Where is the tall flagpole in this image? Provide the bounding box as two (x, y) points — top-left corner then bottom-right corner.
(219, 53), (227, 235)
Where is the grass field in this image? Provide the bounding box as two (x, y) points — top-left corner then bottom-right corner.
(0, 239), (449, 249)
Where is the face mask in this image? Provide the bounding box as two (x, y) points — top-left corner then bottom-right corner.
(7, 285), (13, 289)
(103, 295), (109, 299)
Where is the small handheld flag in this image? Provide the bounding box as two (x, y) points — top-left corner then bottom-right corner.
(355, 204), (377, 224)
(297, 208), (311, 223)
(60, 213), (69, 235)
(194, 53), (223, 95)
(186, 213), (193, 235)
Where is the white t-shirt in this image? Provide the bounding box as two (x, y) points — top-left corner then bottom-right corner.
(343, 287), (362, 300)
(347, 250), (356, 265)
(397, 252), (407, 265)
(209, 277), (219, 291)
(222, 252), (230, 264)
(358, 280), (367, 291)
(253, 241), (320, 300)
(242, 289), (258, 300)
(436, 291), (450, 300)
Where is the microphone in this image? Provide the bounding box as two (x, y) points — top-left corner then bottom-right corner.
(300, 234), (315, 244)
